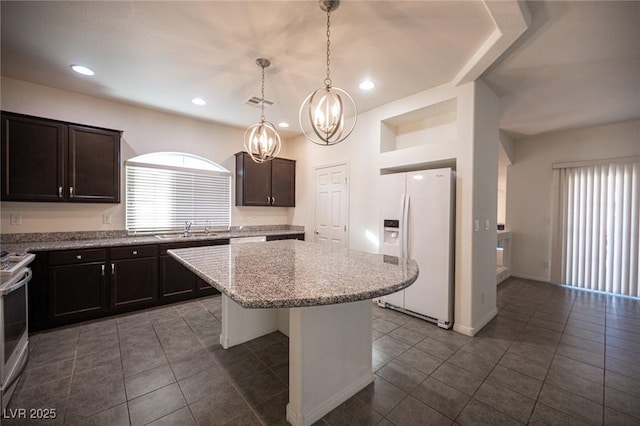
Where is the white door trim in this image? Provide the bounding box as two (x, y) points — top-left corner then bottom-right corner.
(313, 161), (350, 249)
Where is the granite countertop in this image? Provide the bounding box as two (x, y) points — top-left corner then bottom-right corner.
(1, 227), (304, 253)
(168, 240), (419, 309)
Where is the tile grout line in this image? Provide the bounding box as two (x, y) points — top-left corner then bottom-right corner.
(115, 317), (134, 426)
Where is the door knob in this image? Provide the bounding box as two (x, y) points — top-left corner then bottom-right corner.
(314, 230), (319, 235)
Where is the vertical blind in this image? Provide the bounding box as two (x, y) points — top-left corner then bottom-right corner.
(126, 163), (231, 233)
(557, 159), (639, 297)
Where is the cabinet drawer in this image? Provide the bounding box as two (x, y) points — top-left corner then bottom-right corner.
(110, 245), (157, 260)
(49, 248), (107, 266)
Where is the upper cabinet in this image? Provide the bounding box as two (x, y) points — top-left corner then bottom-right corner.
(1, 111), (121, 203)
(235, 151), (295, 207)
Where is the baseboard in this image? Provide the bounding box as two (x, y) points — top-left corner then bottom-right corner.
(286, 372), (374, 426)
(453, 306), (498, 337)
(219, 325), (279, 349)
(511, 273), (550, 283)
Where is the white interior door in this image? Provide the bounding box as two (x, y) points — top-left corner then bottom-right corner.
(314, 163), (348, 247)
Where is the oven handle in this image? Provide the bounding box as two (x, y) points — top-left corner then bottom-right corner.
(1, 268), (32, 296)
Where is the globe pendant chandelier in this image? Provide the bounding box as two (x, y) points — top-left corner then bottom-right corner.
(299, 0), (357, 146)
(244, 58), (281, 163)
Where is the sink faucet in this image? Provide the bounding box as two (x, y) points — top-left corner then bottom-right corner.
(184, 221), (193, 237)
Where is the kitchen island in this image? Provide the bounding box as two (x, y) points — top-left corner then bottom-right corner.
(169, 240), (418, 426)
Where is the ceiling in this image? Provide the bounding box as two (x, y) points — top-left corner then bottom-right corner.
(1, 1), (639, 140)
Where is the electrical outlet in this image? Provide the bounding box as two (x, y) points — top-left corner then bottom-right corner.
(485, 219), (490, 231)
(474, 220), (480, 232)
(102, 214), (112, 224)
(10, 214), (22, 225)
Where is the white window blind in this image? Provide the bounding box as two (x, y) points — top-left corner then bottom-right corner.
(125, 153), (231, 233)
(557, 158), (639, 297)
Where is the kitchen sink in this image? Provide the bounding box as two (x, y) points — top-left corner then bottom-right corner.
(155, 233), (217, 240)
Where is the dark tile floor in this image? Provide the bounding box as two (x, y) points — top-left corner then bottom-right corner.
(4, 277), (640, 425)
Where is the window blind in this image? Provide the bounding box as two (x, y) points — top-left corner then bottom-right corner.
(126, 163), (231, 233)
(558, 160), (639, 297)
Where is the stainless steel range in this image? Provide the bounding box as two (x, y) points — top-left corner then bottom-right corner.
(0, 251), (34, 410)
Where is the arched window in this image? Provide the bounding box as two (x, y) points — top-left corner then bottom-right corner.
(125, 152), (231, 233)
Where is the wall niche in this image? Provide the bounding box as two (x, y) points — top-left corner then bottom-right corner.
(380, 98), (457, 154)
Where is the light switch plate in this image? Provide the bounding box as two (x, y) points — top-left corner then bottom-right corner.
(474, 220), (480, 232)
(485, 219), (490, 231)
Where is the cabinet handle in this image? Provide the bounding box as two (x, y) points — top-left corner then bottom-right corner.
(267, 196), (270, 204)
(101, 264), (105, 276)
(111, 263), (115, 275)
(132, 250), (138, 255)
(76, 255), (82, 260)
(58, 186), (63, 198)
(70, 186), (74, 198)
(272, 196), (276, 205)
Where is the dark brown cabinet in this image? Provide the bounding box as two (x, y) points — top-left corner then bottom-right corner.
(235, 152), (295, 207)
(30, 235), (294, 331)
(1, 113), (66, 202)
(1, 111), (121, 203)
(68, 125), (121, 202)
(266, 233), (305, 241)
(110, 245), (158, 310)
(159, 239), (227, 303)
(48, 249), (108, 326)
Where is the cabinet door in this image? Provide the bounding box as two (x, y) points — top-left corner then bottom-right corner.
(49, 262), (108, 323)
(236, 152), (271, 206)
(1, 112), (66, 201)
(270, 158), (296, 207)
(68, 125), (121, 203)
(111, 257), (158, 310)
(197, 277), (219, 296)
(160, 255), (198, 301)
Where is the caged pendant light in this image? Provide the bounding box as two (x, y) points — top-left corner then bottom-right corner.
(299, 0), (357, 146)
(244, 58), (281, 163)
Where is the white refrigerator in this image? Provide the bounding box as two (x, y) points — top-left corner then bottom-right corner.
(378, 168), (454, 329)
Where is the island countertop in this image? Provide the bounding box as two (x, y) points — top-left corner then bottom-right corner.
(168, 239), (419, 309)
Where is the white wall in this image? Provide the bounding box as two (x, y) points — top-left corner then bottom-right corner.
(506, 119), (640, 282)
(470, 79), (500, 329)
(0, 77), (295, 233)
(290, 80), (501, 335)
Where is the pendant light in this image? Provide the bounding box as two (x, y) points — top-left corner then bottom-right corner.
(299, 0), (357, 146)
(244, 58), (281, 163)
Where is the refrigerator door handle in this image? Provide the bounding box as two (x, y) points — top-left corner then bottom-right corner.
(402, 194), (410, 258)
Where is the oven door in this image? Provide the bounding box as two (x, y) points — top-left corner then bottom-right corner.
(1, 267), (31, 392)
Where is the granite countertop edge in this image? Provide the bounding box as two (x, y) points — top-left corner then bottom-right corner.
(168, 242), (419, 309)
(217, 277), (417, 309)
(1, 228), (304, 253)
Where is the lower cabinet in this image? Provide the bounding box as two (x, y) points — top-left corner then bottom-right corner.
(49, 248), (109, 326)
(159, 240), (226, 303)
(31, 234), (298, 331)
(110, 245), (158, 311)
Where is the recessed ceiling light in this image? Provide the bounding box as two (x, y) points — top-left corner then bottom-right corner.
(359, 80), (375, 90)
(71, 65), (95, 76)
(192, 98), (206, 106)
(278, 122), (290, 128)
